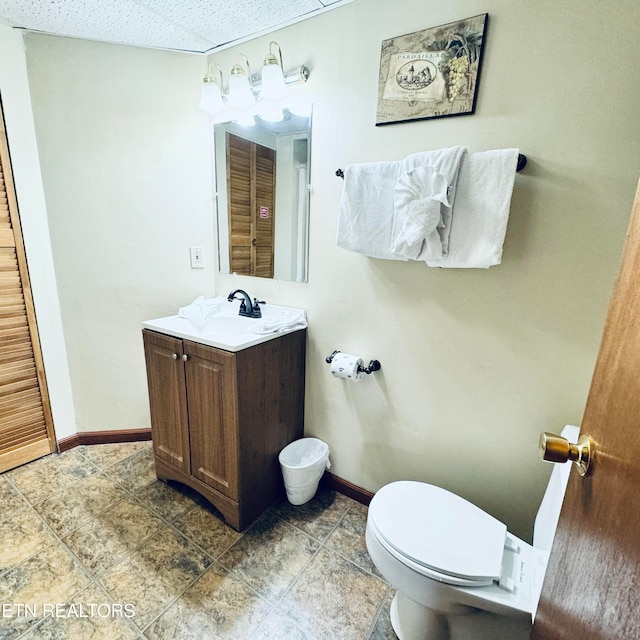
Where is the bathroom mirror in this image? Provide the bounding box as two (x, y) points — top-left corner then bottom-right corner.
(214, 107), (311, 282)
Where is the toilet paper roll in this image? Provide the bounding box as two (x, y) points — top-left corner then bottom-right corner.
(330, 352), (364, 381)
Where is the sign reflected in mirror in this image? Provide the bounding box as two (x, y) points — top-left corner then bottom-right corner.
(214, 107), (311, 282)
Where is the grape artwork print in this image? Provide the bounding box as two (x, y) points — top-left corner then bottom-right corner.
(376, 14), (488, 125)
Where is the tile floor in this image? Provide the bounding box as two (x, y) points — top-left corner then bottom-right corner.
(0, 442), (397, 639)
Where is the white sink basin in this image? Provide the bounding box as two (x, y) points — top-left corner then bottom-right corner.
(142, 301), (306, 352)
(202, 315), (259, 335)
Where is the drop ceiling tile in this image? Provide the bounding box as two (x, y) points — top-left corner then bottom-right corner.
(0, 0), (353, 53)
(135, 0), (323, 48)
(0, 0), (213, 51)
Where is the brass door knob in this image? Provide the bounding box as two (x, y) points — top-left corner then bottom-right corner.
(538, 432), (594, 476)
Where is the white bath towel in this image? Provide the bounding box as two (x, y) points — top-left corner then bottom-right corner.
(392, 146), (466, 260)
(424, 149), (519, 268)
(391, 167), (448, 260)
(178, 296), (225, 329)
(252, 310), (308, 335)
(336, 161), (405, 260)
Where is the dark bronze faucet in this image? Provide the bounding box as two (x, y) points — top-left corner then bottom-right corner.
(227, 289), (263, 318)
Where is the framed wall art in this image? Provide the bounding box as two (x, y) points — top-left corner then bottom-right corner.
(376, 14), (488, 126)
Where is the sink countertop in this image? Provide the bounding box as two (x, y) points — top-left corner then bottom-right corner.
(142, 302), (306, 352)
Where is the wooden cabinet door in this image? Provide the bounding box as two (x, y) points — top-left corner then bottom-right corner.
(184, 340), (238, 500)
(142, 330), (189, 473)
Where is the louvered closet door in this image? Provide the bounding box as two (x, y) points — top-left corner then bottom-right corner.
(0, 98), (56, 472)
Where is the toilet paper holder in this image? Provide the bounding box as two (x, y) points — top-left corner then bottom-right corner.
(325, 350), (381, 375)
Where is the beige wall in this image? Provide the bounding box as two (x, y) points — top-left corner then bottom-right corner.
(0, 24), (77, 440)
(19, 0), (640, 540)
(24, 34), (216, 436)
(213, 0), (640, 540)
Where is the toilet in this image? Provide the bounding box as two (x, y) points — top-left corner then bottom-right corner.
(366, 425), (578, 640)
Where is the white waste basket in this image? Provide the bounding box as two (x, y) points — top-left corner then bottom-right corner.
(279, 438), (330, 505)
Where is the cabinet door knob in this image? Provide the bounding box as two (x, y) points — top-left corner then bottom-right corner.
(172, 353), (178, 360)
(182, 354), (189, 362)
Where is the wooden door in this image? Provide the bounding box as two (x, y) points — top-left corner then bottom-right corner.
(0, 98), (55, 472)
(531, 180), (640, 639)
(226, 133), (275, 278)
(184, 340), (238, 500)
(142, 330), (189, 473)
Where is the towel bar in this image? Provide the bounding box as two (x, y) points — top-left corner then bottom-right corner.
(336, 154), (527, 178)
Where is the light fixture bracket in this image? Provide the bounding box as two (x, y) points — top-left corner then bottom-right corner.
(230, 54), (251, 77)
(199, 44), (309, 124)
(203, 62), (223, 85)
(264, 41), (284, 68)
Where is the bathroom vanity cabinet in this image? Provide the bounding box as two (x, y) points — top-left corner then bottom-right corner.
(142, 327), (305, 530)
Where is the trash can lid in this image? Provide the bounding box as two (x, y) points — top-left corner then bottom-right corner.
(279, 438), (329, 468)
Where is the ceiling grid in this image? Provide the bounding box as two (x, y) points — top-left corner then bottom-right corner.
(0, 0), (353, 53)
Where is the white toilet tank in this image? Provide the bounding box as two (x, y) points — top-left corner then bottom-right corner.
(532, 424), (580, 552)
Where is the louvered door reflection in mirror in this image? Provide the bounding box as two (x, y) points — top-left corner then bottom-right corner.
(226, 133), (276, 278)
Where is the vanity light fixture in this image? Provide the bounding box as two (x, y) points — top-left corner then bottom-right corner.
(257, 108), (284, 123)
(260, 41), (288, 101)
(198, 41), (309, 125)
(287, 98), (313, 118)
(199, 63), (225, 115)
(228, 54), (256, 109)
(235, 114), (257, 127)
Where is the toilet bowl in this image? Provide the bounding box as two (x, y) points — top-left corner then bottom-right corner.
(366, 425), (578, 640)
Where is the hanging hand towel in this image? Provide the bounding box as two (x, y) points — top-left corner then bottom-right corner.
(391, 166), (450, 260)
(252, 310), (308, 335)
(424, 149), (519, 268)
(391, 146), (466, 260)
(336, 161), (405, 260)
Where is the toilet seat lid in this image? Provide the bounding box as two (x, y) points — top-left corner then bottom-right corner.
(369, 481), (507, 581)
